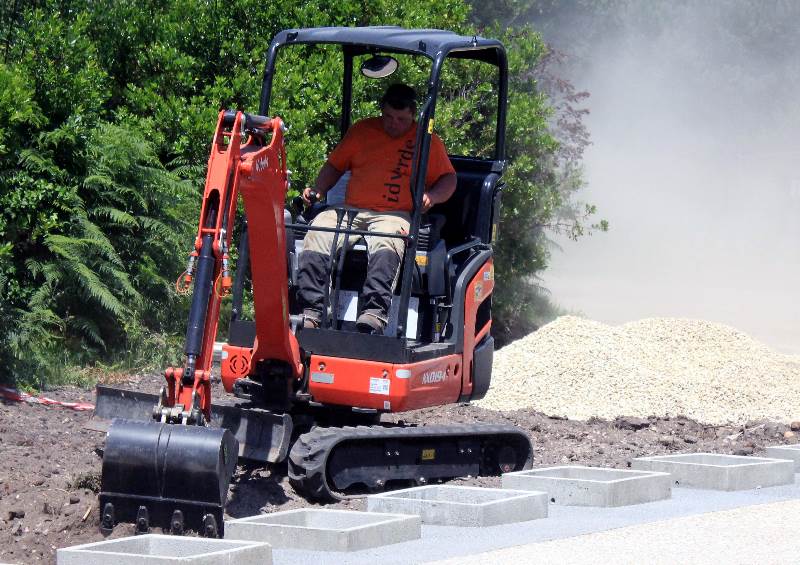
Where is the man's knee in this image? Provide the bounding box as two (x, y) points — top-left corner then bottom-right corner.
(366, 213), (410, 257)
(303, 209), (340, 254)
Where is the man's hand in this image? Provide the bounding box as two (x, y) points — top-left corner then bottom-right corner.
(423, 173), (457, 212)
(302, 186), (320, 205)
(422, 192), (435, 212)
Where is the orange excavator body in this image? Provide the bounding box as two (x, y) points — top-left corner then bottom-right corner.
(93, 27), (533, 539)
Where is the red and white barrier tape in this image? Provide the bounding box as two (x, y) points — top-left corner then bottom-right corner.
(0, 386), (95, 411)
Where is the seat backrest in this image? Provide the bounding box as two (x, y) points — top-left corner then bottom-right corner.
(432, 156), (503, 247)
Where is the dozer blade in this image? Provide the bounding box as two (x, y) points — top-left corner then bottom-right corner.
(99, 419), (237, 537)
(89, 384), (292, 463)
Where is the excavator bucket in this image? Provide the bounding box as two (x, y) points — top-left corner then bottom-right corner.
(99, 419), (237, 537)
(91, 384), (294, 536)
(89, 384), (293, 463)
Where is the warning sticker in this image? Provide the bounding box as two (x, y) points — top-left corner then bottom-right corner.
(369, 377), (391, 395)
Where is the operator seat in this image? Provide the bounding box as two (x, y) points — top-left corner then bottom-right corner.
(432, 156), (503, 247)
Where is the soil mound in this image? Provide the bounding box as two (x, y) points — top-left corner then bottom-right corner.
(477, 316), (800, 424)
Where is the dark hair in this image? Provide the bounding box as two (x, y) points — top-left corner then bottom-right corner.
(380, 83), (417, 113)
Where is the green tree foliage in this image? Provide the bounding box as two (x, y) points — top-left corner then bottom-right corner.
(1, 0), (599, 383)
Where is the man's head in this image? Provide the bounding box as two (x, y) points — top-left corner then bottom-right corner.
(380, 83), (416, 138)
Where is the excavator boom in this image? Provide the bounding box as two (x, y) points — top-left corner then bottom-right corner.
(97, 111), (297, 537)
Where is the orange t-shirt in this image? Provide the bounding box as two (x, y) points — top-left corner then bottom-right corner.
(326, 117), (455, 212)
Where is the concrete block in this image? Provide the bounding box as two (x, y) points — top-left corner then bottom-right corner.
(367, 485), (548, 526)
(632, 453), (795, 490)
(225, 509), (419, 551)
(56, 534), (270, 565)
(766, 445), (800, 471)
(502, 466), (671, 506)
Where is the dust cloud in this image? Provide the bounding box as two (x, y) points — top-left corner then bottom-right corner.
(535, 2), (800, 353)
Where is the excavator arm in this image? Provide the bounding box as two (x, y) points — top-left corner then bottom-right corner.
(165, 110), (302, 423)
(96, 111), (300, 538)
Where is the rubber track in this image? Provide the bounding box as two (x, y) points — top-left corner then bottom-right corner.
(288, 423), (532, 501)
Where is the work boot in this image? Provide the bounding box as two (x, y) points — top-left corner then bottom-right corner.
(303, 309), (321, 329)
(356, 311), (386, 335)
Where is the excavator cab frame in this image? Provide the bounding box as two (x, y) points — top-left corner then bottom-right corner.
(222, 28), (511, 396)
(259, 27), (508, 341)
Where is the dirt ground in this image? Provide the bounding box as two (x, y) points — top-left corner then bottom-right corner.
(1, 374), (797, 564)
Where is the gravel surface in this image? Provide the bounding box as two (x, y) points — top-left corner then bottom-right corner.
(477, 316), (800, 424)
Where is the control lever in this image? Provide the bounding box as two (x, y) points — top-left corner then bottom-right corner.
(291, 189), (321, 223)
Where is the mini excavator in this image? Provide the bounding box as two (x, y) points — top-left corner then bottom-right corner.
(92, 27), (533, 537)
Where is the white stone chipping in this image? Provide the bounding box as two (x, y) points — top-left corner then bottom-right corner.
(476, 316), (800, 425)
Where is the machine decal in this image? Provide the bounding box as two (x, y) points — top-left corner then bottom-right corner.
(421, 448), (436, 461)
(311, 372), (334, 384)
(369, 377), (391, 395)
(228, 354), (249, 376)
(474, 282), (483, 301)
(421, 370), (446, 385)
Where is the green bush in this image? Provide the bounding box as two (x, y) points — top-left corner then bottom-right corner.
(0, 0), (601, 386)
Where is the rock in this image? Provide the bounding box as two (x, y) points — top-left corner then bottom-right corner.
(614, 417), (650, 431)
(68, 495), (79, 504)
(33, 478), (45, 487)
(784, 431), (796, 440)
(790, 421), (800, 431)
(42, 502), (57, 515)
(658, 435), (676, 446)
(734, 446), (754, 456)
(683, 435), (699, 444)
(12, 522), (23, 536)
(7, 509), (25, 520)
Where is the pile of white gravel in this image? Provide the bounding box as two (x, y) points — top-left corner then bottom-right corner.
(477, 316), (800, 425)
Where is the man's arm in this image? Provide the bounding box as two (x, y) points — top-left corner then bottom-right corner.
(422, 172), (457, 212)
(302, 162), (343, 203)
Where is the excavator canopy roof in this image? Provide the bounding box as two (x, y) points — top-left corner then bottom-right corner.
(269, 26), (505, 65)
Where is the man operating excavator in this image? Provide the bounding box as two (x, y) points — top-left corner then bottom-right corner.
(297, 83), (457, 334)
